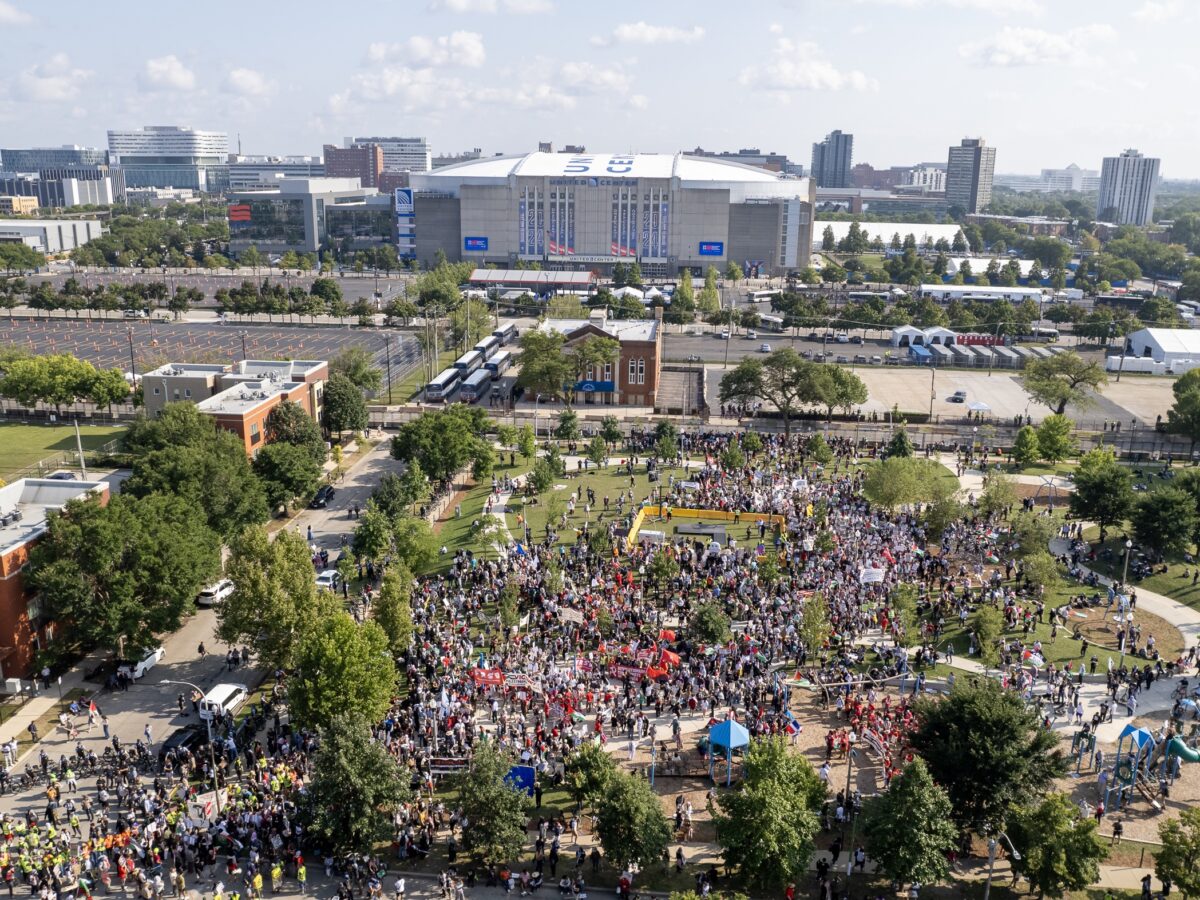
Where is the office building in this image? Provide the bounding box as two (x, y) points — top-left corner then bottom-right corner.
(227, 178), (393, 254)
(0, 478), (109, 677)
(1098, 149), (1160, 226)
(0, 146), (107, 171)
(107, 125), (229, 192)
(903, 165), (946, 193)
(323, 144), (383, 188)
(345, 136), (431, 174)
(810, 131), (853, 188)
(0, 218), (104, 254)
(946, 138), (996, 214)
(227, 156), (325, 191)
(995, 164), (1101, 194)
(143, 359), (327, 454)
(0, 166), (125, 208)
(408, 151), (815, 278)
(0, 196), (38, 214)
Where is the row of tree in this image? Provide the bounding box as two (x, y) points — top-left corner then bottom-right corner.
(0, 351), (130, 413)
(0, 277), (201, 320)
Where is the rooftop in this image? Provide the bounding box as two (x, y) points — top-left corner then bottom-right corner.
(1132, 328), (1200, 354)
(469, 269), (595, 288)
(196, 378), (304, 415)
(422, 152), (793, 184)
(226, 359), (326, 382)
(144, 362), (229, 378)
(0, 478), (107, 558)
(540, 316), (658, 343)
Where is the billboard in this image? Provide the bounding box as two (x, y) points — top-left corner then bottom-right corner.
(698, 241), (724, 256)
(227, 204), (250, 230)
(463, 236), (489, 252)
(394, 189), (414, 217)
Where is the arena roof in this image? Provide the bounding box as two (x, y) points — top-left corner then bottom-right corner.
(422, 152), (789, 184)
(469, 269), (595, 288)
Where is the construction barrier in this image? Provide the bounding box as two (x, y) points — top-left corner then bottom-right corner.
(626, 505), (787, 550)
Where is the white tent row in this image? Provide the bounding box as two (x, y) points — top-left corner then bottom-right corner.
(890, 326), (959, 348)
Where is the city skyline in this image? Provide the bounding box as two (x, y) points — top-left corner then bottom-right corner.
(0, 0), (1196, 177)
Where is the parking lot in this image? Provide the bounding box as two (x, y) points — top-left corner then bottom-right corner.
(0, 318), (419, 381)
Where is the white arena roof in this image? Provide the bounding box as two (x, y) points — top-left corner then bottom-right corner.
(418, 152), (792, 185)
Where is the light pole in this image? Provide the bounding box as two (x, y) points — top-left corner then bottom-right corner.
(982, 833), (1021, 900)
(126, 327), (137, 380)
(383, 334), (394, 401)
(240, 331), (248, 361)
(160, 679), (223, 815)
(928, 365), (936, 419)
(1121, 538), (1133, 588)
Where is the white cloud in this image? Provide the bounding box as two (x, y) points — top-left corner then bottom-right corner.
(0, 2), (32, 24)
(369, 31), (486, 68)
(961, 24), (1116, 67)
(430, 0), (496, 10)
(849, 0), (1043, 13)
(504, 0), (553, 12)
(430, 0), (552, 11)
(141, 55), (196, 91)
(558, 61), (632, 94)
(629, 94), (649, 110)
(224, 68), (273, 97)
(17, 54), (91, 102)
(1133, 0), (1184, 22)
(739, 35), (877, 92)
(593, 21), (704, 46)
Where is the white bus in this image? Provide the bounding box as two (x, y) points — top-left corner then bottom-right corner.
(453, 350), (484, 375)
(758, 314), (785, 332)
(492, 323), (518, 345)
(485, 350), (512, 380)
(459, 368), (492, 403)
(747, 289), (782, 304)
(473, 335), (501, 359)
(425, 368), (461, 402)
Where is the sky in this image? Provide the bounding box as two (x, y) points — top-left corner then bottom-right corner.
(1, 0), (1197, 178)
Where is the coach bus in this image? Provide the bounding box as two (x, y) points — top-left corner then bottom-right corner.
(453, 350), (484, 376)
(746, 289), (782, 304)
(458, 368), (492, 404)
(425, 368), (461, 402)
(473, 335), (501, 359)
(485, 350), (512, 380)
(492, 323), (518, 345)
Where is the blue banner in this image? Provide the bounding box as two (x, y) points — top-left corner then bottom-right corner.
(505, 765), (536, 797)
(519, 199), (527, 255)
(568, 200), (575, 254)
(698, 241), (724, 256)
(642, 202), (651, 258)
(659, 202), (669, 257)
(575, 380), (615, 393)
(464, 236), (488, 251)
(535, 196), (544, 255)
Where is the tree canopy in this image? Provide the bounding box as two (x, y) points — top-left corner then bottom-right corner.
(1020, 352), (1106, 415)
(455, 741), (533, 864)
(289, 611), (397, 730)
(863, 758), (957, 887)
(390, 404), (491, 483)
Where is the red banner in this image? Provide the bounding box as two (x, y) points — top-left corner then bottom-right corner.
(470, 668), (505, 686)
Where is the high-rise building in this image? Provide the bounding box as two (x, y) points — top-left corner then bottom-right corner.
(0, 146), (108, 171)
(995, 164), (1100, 194)
(945, 138), (996, 214)
(345, 136), (431, 174)
(1097, 149), (1160, 226)
(810, 131), (853, 188)
(323, 144), (383, 188)
(107, 126), (229, 191)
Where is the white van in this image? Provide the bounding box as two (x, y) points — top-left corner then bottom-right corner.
(198, 683), (248, 722)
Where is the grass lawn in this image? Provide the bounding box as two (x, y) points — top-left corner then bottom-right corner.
(381, 349), (459, 404)
(0, 422), (127, 479)
(1083, 526), (1200, 612)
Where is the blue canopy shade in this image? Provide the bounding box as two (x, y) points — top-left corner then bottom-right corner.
(709, 719), (751, 750)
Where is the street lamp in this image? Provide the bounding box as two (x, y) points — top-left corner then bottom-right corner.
(1122, 538), (1133, 588)
(126, 327), (137, 381)
(982, 833), (1021, 900)
(160, 679), (223, 815)
(240, 331), (248, 361)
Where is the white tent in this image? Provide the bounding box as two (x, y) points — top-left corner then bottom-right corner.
(967, 401), (991, 413)
(891, 325), (925, 347)
(612, 286), (645, 299)
(923, 326), (958, 346)
(643, 287), (664, 299)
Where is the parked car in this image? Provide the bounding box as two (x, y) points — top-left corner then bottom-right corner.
(871, 356), (883, 365)
(686, 354), (701, 362)
(835, 333), (850, 344)
(160, 725), (210, 758)
(949, 390), (968, 403)
(46, 471), (78, 480)
(718, 331), (730, 340)
(196, 578), (234, 607)
(122, 309), (148, 319)
(118, 646), (165, 680)
(835, 355), (849, 364)
(759, 343), (772, 353)
(309, 485), (335, 509)
(746, 330), (758, 340)
(853, 354), (868, 364)
(850, 335), (864, 345)
(315, 570), (341, 592)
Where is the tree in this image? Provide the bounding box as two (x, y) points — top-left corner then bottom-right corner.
(863, 758), (957, 887)
(123, 406), (269, 539)
(329, 347), (384, 393)
(393, 515), (438, 573)
(863, 458), (946, 511)
(1022, 551), (1061, 591)
(1069, 448), (1134, 541)
(391, 405), (491, 483)
(822, 225), (835, 251)
(239, 245), (264, 272)
(290, 612), (397, 730)
(798, 593), (832, 658)
(713, 737), (823, 891)
(515, 330), (572, 399)
(698, 265), (721, 314)
(724, 261), (744, 283)
(373, 565), (415, 655)
(449, 299), (493, 351)
(1021, 351), (1106, 415)
(586, 435), (607, 469)
(595, 771), (673, 871)
(564, 741), (618, 811)
(1134, 486), (1197, 558)
(517, 424), (537, 463)
(1008, 794), (1106, 899)
(556, 407), (580, 441)
(456, 741), (533, 864)
(218, 527), (325, 672)
(885, 427), (914, 458)
(666, 268), (696, 325)
(719, 349), (819, 437)
(1010, 511), (1056, 559)
(972, 605), (1004, 669)
(87, 367), (131, 413)
(1011, 425), (1041, 468)
(890, 583), (921, 648)
(690, 600), (732, 644)
(1157, 807), (1200, 900)
(266, 401), (326, 465)
(814, 366), (868, 420)
(1035, 414), (1076, 463)
(806, 433), (834, 465)
(909, 679), (1067, 834)
(600, 415), (622, 447)
(253, 441), (323, 511)
(978, 470), (1018, 518)
(307, 714), (411, 854)
(323, 373), (369, 439)
(28, 493), (220, 654)
(352, 500), (394, 564)
(1168, 368), (1200, 448)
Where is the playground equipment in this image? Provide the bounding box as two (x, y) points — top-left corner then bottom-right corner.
(706, 718), (751, 787)
(1105, 725), (1200, 811)
(1071, 728), (1096, 774)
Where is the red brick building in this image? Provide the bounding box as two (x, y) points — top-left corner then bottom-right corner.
(322, 143), (383, 189)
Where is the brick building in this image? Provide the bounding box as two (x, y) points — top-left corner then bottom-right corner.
(322, 143), (383, 189)
(539, 309), (662, 407)
(0, 478), (109, 679)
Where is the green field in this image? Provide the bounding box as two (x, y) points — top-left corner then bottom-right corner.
(0, 423), (127, 479)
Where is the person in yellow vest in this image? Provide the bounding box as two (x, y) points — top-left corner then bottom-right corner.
(252, 870), (263, 898)
(270, 863), (282, 893)
(296, 864), (306, 895)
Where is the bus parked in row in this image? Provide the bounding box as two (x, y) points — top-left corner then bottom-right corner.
(485, 350), (512, 380)
(492, 323), (518, 345)
(453, 350), (484, 376)
(473, 335), (501, 359)
(459, 368), (492, 403)
(424, 368), (461, 402)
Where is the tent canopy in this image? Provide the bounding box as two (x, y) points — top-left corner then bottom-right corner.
(1118, 724), (1156, 748)
(967, 401), (991, 412)
(709, 719), (750, 750)
(611, 286), (645, 299)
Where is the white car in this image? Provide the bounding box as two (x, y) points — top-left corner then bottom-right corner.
(196, 578), (234, 607)
(759, 343), (772, 353)
(835, 332), (851, 344)
(118, 646), (165, 680)
(315, 570), (342, 592)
